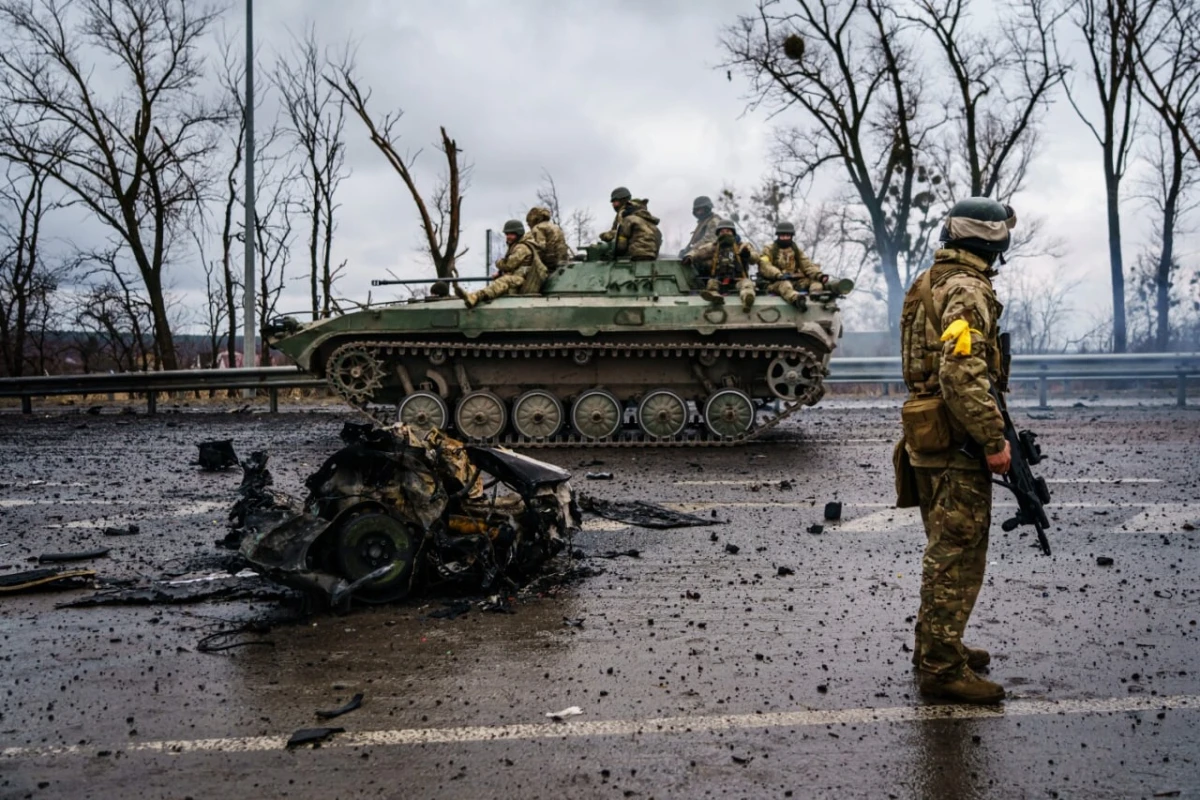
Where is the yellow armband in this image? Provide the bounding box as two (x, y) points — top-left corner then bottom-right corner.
(940, 318), (983, 356)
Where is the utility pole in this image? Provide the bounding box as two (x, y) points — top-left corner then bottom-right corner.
(243, 0), (257, 374)
(485, 228), (493, 279)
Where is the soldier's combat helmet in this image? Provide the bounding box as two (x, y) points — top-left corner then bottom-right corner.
(715, 218), (737, 235)
(502, 219), (525, 236)
(939, 197), (1017, 253)
(693, 195), (713, 211)
(610, 186), (632, 202)
(775, 221), (796, 235)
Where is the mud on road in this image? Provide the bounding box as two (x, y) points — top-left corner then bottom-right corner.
(2, 402), (1199, 799)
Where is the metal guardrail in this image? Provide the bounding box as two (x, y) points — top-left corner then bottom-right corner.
(1, 353), (1197, 414)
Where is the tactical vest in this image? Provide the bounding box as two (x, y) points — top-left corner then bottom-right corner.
(710, 244), (744, 280)
(900, 261), (1003, 395)
(765, 242), (799, 272)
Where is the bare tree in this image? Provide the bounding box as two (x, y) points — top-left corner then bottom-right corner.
(326, 64), (467, 279)
(72, 250), (155, 372)
(722, 0), (939, 329)
(196, 236), (228, 368)
(564, 207), (594, 249)
(999, 268), (1081, 353)
(0, 158), (74, 376)
(252, 154), (297, 365)
(1134, 0), (1200, 165)
(905, 0), (1067, 201)
(1130, 0), (1200, 350)
(1059, 0), (1153, 353)
(0, 0), (229, 370)
(536, 169), (562, 223)
(274, 25), (347, 320)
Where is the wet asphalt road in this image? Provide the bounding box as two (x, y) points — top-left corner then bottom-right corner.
(1, 399), (1199, 799)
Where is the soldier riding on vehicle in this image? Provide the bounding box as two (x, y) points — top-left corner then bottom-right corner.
(684, 218), (757, 312)
(526, 206), (571, 271)
(758, 221), (832, 310)
(679, 194), (722, 257)
(455, 219), (547, 309)
(598, 186), (662, 261)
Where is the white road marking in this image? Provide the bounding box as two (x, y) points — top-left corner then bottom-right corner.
(3, 694), (1196, 759)
(673, 479), (790, 486)
(676, 478), (1163, 486)
(1045, 478), (1161, 484)
(834, 507), (923, 532)
(0, 499), (119, 508)
(1108, 504), (1200, 533)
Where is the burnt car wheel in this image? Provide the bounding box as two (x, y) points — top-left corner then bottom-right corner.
(334, 508), (417, 603)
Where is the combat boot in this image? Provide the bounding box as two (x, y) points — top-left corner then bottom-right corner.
(452, 283), (477, 309)
(911, 645), (991, 670)
(741, 292), (754, 312)
(700, 289), (725, 304)
(791, 295), (807, 311)
(918, 667), (1005, 704)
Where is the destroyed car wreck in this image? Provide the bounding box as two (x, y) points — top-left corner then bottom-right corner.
(230, 423), (580, 607)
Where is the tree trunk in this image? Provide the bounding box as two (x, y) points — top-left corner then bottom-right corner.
(309, 169), (320, 320)
(1103, 162), (1127, 353)
(1155, 148), (1183, 351)
(881, 248), (904, 333)
(144, 273), (178, 370)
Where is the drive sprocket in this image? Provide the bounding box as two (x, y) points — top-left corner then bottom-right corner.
(327, 344), (385, 405)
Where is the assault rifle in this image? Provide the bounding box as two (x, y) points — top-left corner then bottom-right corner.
(754, 276), (856, 296)
(967, 332), (1054, 555)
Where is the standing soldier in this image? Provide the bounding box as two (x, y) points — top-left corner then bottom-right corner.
(684, 219), (756, 311)
(898, 197), (1017, 705)
(679, 195), (722, 257)
(758, 221), (831, 310)
(526, 206), (571, 270)
(599, 186), (662, 260)
(454, 219), (546, 309)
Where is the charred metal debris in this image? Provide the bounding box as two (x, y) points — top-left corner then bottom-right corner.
(230, 421), (581, 607)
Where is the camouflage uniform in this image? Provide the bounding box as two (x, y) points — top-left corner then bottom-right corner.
(683, 210), (721, 255)
(900, 246), (1006, 681)
(759, 241), (829, 304)
(689, 235), (757, 310)
(600, 200), (662, 260)
(462, 236), (545, 308)
(526, 207), (571, 270)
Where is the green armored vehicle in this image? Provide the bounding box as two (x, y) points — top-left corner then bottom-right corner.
(265, 253), (850, 446)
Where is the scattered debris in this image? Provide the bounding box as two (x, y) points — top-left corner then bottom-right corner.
(823, 502), (842, 521)
(234, 424), (580, 608)
(428, 600), (472, 620)
(562, 617), (585, 628)
(578, 495), (722, 529)
(102, 524), (140, 537)
(286, 727), (344, 748)
(38, 548), (110, 564)
(777, 566), (795, 577)
(545, 706), (583, 721)
(1096, 556), (1115, 567)
(57, 572), (290, 608)
(593, 549), (641, 560)
(197, 622), (276, 653)
(807, 524), (825, 535)
(316, 693), (364, 720)
(585, 472), (614, 480)
(0, 568), (96, 595)
(197, 440), (239, 471)
(724, 543), (740, 555)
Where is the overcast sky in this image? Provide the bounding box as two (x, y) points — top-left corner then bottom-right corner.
(37, 0), (1200, 338)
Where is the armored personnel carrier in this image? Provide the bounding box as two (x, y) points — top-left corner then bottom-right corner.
(265, 252), (850, 447)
